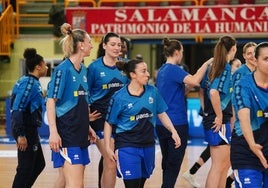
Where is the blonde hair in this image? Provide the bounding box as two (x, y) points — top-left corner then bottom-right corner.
(60, 23), (88, 58)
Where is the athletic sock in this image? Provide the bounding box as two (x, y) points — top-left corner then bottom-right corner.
(189, 162), (201, 175)
(226, 176), (234, 188)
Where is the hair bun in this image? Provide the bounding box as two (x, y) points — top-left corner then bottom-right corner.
(23, 48), (37, 59)
(116, 60), (125, 71)
(61, 23), (72, 36)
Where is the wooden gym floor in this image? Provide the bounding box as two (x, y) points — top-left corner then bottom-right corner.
(0, 138), (212, 188)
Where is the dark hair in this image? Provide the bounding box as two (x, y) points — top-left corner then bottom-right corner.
(120, 36), (130, 51)
(102, 32), (120, 44)
(97, 41), (105, 58)
(209, 35), (236, 81)
(60, 23), (88, 58)
(116, 59), (143, 79)
(162, 38), (182, 57)
(97, 32), (120, 57)
(23, 48), (44, 72)
(255, 42), (268, 59)
(135, 54), (143, 61)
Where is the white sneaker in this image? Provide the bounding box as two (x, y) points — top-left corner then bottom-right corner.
(182, 171), (201, 188)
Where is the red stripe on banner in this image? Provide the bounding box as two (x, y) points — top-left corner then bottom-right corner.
(66, 5), (268, 38)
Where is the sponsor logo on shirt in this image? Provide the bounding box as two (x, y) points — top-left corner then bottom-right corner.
(102, 83), (124, 90)
(130, 116), (135, 121)
(135, 113), (153, 121)
(258, 110), (268, 118)
(73, 90), (88, 97)
(257, 110), (262, 117)
(127, 103), (133, 109)
(129, 112), (153, 121)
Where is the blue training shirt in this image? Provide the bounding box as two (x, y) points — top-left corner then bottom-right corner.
(87, 57), (128, 130)
(106, 85), (168, 149)
(46, 58), (90, 148)
(231, 63), (254, 134)
(232, 64), (252, 88)
(231, 73), (268, 170)
(11, 74), (43, 143)
(202, 63), (233, 129)
(155, 63), (189, 126)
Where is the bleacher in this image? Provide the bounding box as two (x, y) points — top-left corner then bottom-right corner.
(0, 0), (15, 62)
(96, 0), (198, 7)
(0, 0), (267, 59)
(1, 0), (266, 36)
(15, 0), (57, 35)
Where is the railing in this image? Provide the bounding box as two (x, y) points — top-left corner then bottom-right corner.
(2, 0), (10, 10)
(16, 0), (57, 36)
(63, 0), (200, 7)
(97, 0), (199, 7)
(200, 0), (231, 5)
(0, 5), (14, 56)
(64, 0), (96, 7)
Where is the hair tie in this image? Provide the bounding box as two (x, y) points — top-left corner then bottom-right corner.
(67, 28), (72, 35)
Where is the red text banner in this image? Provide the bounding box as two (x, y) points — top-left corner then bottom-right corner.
(66, 5), (268, 38)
